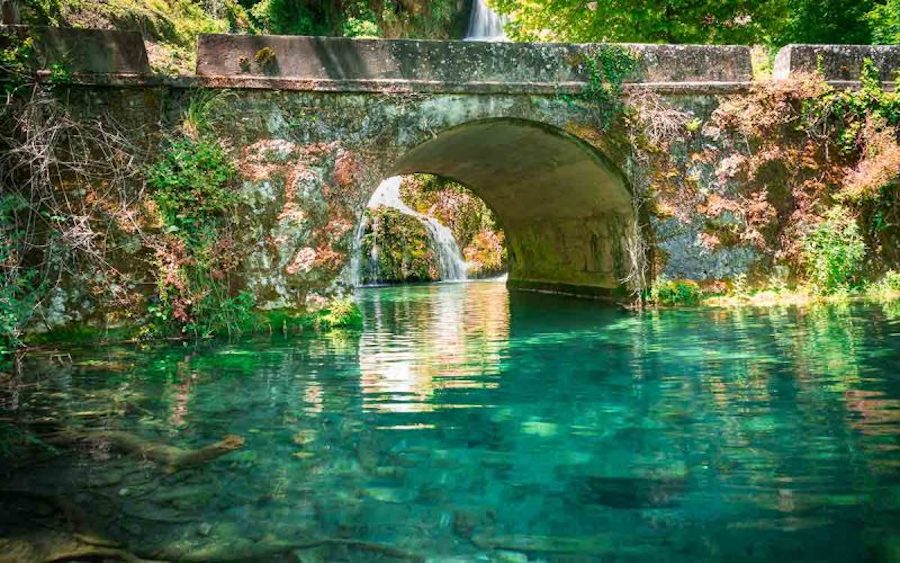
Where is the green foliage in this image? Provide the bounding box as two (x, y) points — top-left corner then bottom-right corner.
(0, 268), (39, 356)
(47, 60), (71, 83)
(31, 0), (252, 74)
(249, 0), (332, 35)
(361, 207), (439, 284)
(148, 137), (238, 241)
(884, 270), (900, 290)
(867, 0), (900, 43)
(10, 0), (64, 25)
(100, 0), (230, 48)
(869, 270), (900, 296)
(802, 59), (900, 135)
(147, 129), (252, 339)
(0, 32), (33, 76)
(570, 46), (638, 131)
(344, 16), (381, 38)
(192, 290), (256, 338)
(650, 277), (703, 306)
(801, 206), (866, 295)
(0, 196), (42, 358)
(246, 0), (462, 39)
(1, 30), (36, 95)
(180, 90), (233, 137)
(774, 0), (875, 45)
(316, 298), (363, 330)
(490, 0), (895, 46)
(491, 0), (785, 44)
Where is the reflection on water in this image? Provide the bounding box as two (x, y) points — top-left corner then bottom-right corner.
(359, 282), (509, 412)
(1, 282), (900, 561)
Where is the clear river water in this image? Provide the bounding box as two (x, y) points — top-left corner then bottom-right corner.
(2, 281), (900, 561)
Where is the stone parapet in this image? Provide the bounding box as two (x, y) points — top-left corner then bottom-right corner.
(774, 44), (900, 81)
(0, 25), (150, 75)
(196, 34), (753, 84)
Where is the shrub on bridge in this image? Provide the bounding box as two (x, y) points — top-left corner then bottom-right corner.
(148, 137), (238, 242)
(146, 134), (252, 339)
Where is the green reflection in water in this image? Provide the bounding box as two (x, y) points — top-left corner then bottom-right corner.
(1, 280), (899, 561)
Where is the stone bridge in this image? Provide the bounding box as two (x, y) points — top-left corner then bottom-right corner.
(9, 28), (900, 307)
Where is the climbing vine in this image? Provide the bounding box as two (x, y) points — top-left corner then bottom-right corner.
(146, 103), (253, 339)
(571, 45), (639, 131)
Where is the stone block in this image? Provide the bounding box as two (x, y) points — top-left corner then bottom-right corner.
(196, 34), (752, 84)
(0, 25), (150, 74)
(774, 44), (900, 82)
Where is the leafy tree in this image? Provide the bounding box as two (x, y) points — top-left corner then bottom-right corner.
(488, 0), (787, 44)
(867, 0), (900, 43)
(242, 0), (464, 38)
(246, 0), (340, 35)
(489, 0), (897, 45)
(772, 0), (876, 45)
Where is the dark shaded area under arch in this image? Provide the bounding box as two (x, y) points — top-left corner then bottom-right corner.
(390, 118), (636, 297)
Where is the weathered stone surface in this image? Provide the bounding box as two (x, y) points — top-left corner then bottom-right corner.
(6, 80), (773, 312)
(0, 25), (150, 74)
(774, 44), (900, 82)
(197, 34), (752, 84)
(15, 30), (878, 317)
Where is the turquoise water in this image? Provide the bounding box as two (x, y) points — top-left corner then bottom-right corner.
(2, 281), (900, 561)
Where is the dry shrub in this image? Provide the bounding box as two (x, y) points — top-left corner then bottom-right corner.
(0, 90), (152, 326)
(626, 89), (692, 150)
(714, 74), (829, 139)
(842, 117), (900, 201)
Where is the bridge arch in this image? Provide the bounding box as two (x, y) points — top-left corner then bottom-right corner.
(378, 118), (638, 298)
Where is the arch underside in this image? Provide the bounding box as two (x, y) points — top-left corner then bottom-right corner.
(392, 119), (635, 298)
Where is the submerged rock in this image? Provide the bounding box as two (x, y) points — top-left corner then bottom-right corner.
(569, 475), (686, 509)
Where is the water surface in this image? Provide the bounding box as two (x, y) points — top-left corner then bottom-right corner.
(2, 282), (900, 561)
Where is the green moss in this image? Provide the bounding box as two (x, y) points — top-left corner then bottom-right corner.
(22, 302), (362, 349)
(253, 47), (278, 74)
(25, 324), (139, 347)
(315, 298), (364, 330)
(146, 130), (253, 339)
(247, 309), (318, 335)
(651, 278), (702, 306)
(360, 207), (440, 284)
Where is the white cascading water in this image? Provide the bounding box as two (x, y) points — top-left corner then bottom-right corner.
(355, 177), (467, 285)
(464, 0), (507, 41)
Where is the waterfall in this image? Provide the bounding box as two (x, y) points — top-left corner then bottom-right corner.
(355, 177), (467, 285)
(464, 0), (507, 41)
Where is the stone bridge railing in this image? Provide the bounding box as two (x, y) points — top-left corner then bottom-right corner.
(3, 26), (898, 94)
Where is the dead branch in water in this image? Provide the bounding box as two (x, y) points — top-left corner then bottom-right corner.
(46, 430), (245, 473)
